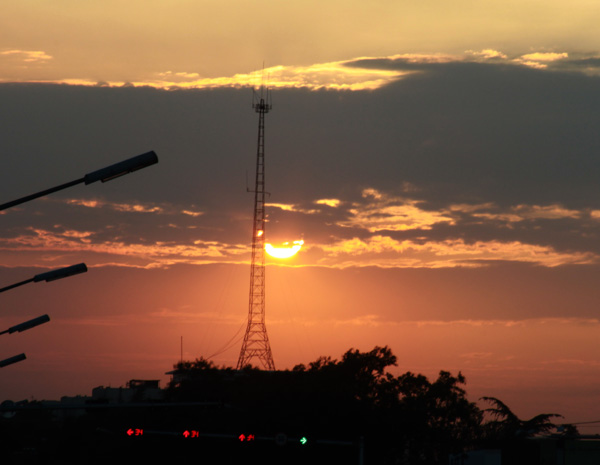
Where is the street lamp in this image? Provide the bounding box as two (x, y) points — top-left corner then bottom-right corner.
(0, 265), (85, 367)
(0, 315), (50, 336)
(0, 263), (87, 294)
(0, 150), (158, 211)
(0, 150), (158, 368)
(0, 353), (26, 368)
(0, 316), (49, 368)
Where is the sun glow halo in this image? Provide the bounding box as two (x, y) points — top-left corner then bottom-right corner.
(265, 240), (304, 259)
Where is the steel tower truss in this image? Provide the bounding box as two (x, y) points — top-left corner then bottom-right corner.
(236, 92), (275, 370)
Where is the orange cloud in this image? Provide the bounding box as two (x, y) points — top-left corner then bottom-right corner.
(513, 52), (569, 69)
(266, 202), (318, 214)
(315, 198), (341, 208)
(0, 227), (249, 268)
(474, 204), (582, 223)
(339, 188), (454, 232)
(182, 210), (203, 217)
(266, 203), (298, 212)
(17, 57), (409, 91)
(467, 49), (507, 60)
(319, 236), (597, 268)
(513, 204), (580, 219)
(0, 49), (591, 91)
(589, 210), (600, 220)
(386, 53), (460, 63)
(1, 50), (53, 62)
(3, 191), (597, 270)
(66, 199), (101, 208)
(66, 198), (201, 216)
(520, 52), (569, 62)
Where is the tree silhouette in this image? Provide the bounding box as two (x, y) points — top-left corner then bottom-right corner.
(162, 348), (576, 464)
(293, 345), (399, 407)
(393, 371), (483, 464)
(481, 396), (562, 440)
(294, 348), (482, 464)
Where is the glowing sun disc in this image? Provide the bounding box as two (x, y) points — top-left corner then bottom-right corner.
(265, 240), (304, 259)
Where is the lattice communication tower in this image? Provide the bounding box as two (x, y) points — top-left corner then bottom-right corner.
(236, 87), (275, 370)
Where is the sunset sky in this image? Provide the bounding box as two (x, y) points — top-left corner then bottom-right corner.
(2, 1), (600, 431)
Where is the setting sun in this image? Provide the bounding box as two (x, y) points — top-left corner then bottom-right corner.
(265, 240), (304, 259)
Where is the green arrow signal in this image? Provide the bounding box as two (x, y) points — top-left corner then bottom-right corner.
(300, 436), (308, 445)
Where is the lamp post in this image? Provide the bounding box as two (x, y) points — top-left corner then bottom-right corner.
(0, 264), (86, 366)
(0, 263), (88, 294)
(0, 150), (158, 367)
(0, 316), (50, 367)
(0, 315), (50, 336)
(0, 151), (158, 211)
(0, 353), (26, 368)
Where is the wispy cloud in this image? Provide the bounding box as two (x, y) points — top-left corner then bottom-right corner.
(466, 49), (508, 60)
(65, 198), (202, 217)
(266, 202), (317, 214)
(150, 59), (409, 91)
(276, 316), (600, 330)
(112, 203), (164, 214)
(12, 56), (410, 90)
(6, 50), (597, 90)
(383, 53), (460, 64)
(520, 52), (569, 62)
(338, 189), (455, 232)
(266, 203), (299, 212)
(1, 49), (53, 63)
(1, 185), (598, 270)
(182, 210), (203, 217)
(513, 51), (570, 69)
(26, 59), (401, 90)
(55, 311), (240, 329)
(149, 308), (241, 325)
(0, 227), (249, 268)
(466, 49), (570, 68)
(473, 204), (582, 223)
(318, 236), (597, 268)
(66, 198), (163, 214)
(315, 198), (341, 208)
(4, 46), (600, 95)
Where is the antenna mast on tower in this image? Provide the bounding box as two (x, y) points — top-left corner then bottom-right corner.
(236, 81), (275, 370)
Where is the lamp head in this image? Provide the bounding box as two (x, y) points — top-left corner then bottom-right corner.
(33, 263), (87, 283)
(84, 151), (158, 184)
